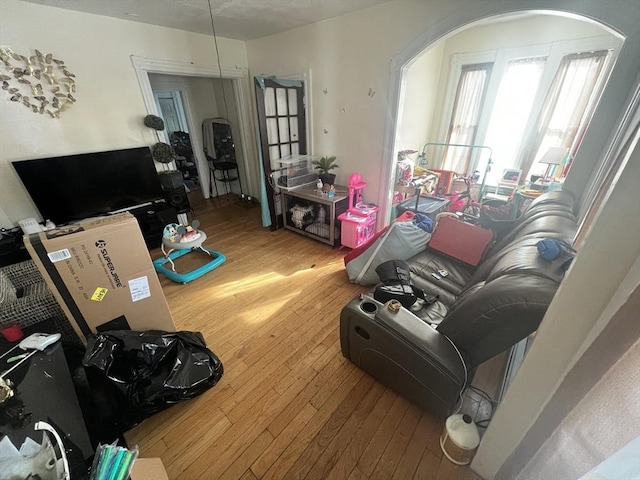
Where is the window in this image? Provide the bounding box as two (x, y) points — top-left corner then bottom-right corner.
(524, 51), (610, 181)
(438, 37), (619, 187)
(482, 57), (546, 185)
(442, 63), (492, 173)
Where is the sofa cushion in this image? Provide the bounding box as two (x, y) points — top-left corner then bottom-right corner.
(408, 249), (474, 303)
(437, 274), (558, 368)
(486, 243), (568, 285)
(524, 189), (575, 216)
(0, 270), (17, 305)
(488, 212), (577, 256)
(467, 222), (575, 287)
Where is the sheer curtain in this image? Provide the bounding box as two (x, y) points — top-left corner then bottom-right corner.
(482, 57), (546, 185)
(442, 63), (492, 173)
(524, 51), (609, 180)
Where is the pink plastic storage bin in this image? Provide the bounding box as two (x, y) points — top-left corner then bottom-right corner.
(338, 210), (377, 249)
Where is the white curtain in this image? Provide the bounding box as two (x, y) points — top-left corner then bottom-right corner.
(482, 57), (546, 185)
(442, 63), (492, 173)
(524, 51), (609, 180)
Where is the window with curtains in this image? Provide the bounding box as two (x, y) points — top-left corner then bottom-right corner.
(524, 51), (609, 181)
(442, 63), (492, 173)
(482, 57), (546, 185)
(439, 37), (618, 185)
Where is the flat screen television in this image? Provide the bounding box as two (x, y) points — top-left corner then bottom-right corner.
(13, 147), (165, 225)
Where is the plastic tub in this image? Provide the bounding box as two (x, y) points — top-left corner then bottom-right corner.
(396, 195), (450, 222)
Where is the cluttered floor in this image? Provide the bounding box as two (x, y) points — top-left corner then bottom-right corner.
(123, 191), (505, 479)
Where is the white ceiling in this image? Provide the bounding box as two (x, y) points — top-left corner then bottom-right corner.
(18, 0), (392, 41)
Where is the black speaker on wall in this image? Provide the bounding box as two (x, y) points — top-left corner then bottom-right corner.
(158, 170), (185, 190)
(164, 185), (191, 214)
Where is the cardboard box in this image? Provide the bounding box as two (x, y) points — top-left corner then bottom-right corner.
(24, 213), (175, 341)
(130, 458), (170, 480)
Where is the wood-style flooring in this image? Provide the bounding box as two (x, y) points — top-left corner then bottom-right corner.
(124, 192), (505, 479)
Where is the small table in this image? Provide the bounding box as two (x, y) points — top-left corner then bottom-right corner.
(281, 184), (349, 246)
(153, 231), (226, 283)
(0, 322), (93, 478)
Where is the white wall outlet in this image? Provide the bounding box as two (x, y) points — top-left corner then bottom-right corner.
(18, 217), (43, 234)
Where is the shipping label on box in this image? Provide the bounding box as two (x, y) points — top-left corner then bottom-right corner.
(25, 213), (176, 341)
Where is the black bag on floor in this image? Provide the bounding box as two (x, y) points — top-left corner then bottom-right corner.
(82, 330), (223, 429)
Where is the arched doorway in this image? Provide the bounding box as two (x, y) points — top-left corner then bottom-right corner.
(380, 11), (624, 226)
(378, 3), (639, 478)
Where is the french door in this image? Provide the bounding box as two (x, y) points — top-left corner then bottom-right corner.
(254, 77), (307, 230)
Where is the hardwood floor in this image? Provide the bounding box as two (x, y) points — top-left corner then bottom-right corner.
(124, 192), (505, 479)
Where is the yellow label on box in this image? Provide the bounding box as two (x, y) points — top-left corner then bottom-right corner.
(91, 287), (108, 302)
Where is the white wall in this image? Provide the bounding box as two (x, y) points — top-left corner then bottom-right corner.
(0, 0), (247, 226)
(396, 41), (444, 158)
(246, 1), (457, 201)
(245, 3), (628, 216)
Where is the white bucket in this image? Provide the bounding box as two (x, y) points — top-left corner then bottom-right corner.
(440, 414), (480, 465)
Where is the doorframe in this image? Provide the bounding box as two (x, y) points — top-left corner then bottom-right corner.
(131, 55), (256, 200)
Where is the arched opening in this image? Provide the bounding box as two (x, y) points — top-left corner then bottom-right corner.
(378, 5), (638, 479)
(382, 11), (624, 224)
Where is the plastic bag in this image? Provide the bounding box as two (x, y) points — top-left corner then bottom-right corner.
(82, 330), (223, 429)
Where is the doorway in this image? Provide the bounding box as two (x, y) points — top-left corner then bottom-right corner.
(132, 56), (258, 205)
(380, 8), (633, 479)
(152, 89), (200, 190)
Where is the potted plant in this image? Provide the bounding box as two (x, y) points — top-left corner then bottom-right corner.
(312, 156), (339, 186)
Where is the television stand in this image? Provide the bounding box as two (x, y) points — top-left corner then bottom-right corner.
(129, 200), (177, 249)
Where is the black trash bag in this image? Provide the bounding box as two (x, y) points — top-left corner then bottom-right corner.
(82, 330), (223, 430)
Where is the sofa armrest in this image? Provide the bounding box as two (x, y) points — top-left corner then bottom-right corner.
(374, 300), (466, 376)
(438, 274), (557, 369)
(340, 294), (466, 416)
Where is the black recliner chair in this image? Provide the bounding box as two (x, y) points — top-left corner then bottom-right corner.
(340, 190), (576, 417)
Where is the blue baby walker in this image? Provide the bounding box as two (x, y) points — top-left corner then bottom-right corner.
(153, 220), (226, 283)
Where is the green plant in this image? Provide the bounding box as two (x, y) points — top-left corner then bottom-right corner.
(311, 156), (339, 174)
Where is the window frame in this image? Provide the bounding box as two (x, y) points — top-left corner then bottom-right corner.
(437, 35), (622, 181)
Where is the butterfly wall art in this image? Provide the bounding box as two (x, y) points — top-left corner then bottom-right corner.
(0, 47), (76, 118)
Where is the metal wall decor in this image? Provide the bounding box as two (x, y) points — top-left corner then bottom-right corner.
(0, 47), (76, 118)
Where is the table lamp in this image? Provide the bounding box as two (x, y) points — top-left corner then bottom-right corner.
(538, 147), (567, 181)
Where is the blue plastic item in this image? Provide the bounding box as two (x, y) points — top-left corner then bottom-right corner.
(536, 238), (575, 270)
(413, 213), (433, 233)
(154, 247), (226, 283)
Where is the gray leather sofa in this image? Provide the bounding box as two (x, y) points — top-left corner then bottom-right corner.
(340, 190), (577, 417)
